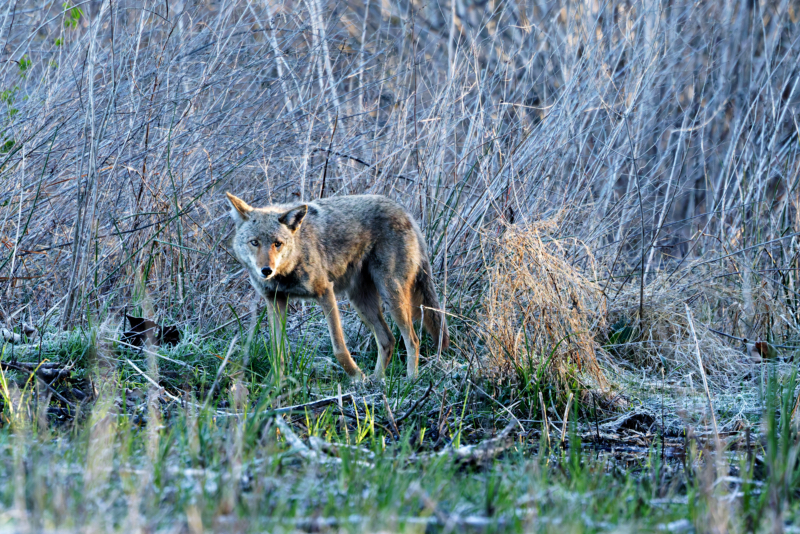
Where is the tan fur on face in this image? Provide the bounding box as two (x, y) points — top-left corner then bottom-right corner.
(248, 240), (287, 277)
(255, 245), (271, 272)
(267, 243), (284, 273)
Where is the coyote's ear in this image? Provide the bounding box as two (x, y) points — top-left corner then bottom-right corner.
(226, 192), (253, 225)
(279, 204), (308, 232)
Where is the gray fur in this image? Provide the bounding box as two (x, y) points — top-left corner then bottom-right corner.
(225, 192), (449, 379)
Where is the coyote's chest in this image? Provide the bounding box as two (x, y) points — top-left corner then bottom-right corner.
(264, 272), (305, 295)
(256, 267), (317, 298)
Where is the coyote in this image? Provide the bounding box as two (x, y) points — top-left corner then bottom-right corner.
(225, 192), (449, 379)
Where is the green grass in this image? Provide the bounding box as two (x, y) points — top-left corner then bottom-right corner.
(0, 328), (799, 532)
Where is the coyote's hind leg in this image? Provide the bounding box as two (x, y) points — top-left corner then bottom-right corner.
(384, 283), (420, 378)
(348, 276), (395, 378)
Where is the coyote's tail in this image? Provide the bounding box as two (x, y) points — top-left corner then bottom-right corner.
(412, 254), (450, 351)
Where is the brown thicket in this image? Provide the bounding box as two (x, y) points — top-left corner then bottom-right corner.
(0, 0), (797, 389)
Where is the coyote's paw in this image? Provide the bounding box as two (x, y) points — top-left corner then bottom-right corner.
(351, 373), (384, 396)
(348, 368), (367, 383)
(368, 371), (387, 384)
(364, 372), (386, 389)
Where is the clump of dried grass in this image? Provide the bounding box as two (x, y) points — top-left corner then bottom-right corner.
(480, 219), (607, 391)
(610, 269), (751, 388)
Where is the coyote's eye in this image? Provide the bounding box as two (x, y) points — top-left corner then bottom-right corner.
(274, 241), (283, 249)
(249, 239), (259, 247)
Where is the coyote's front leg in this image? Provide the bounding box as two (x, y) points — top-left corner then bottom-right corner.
(317, 286), (364, 380)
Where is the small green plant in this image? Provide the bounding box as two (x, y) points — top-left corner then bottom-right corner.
(0, 87), (17, 106)
(18, 55), (31, 78)
(0, 86), (19, 127)
(607, 316), (637, 346)
(63, 1), (83, 29)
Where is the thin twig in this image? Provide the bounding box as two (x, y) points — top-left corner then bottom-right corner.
(273, 392), (379, 415)
(685, 304), (720, 447)
(319, 113), (338, 199)
(395, 380), (435, 425)
(382, 393), (400, 439)
(539, 391), (550, 449)
(469, 379), (525, 433)
(560, 392), (573, 446)
(202, 334), (239, 411)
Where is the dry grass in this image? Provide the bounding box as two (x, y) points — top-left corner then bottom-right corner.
(480, 218), (607, 390)
(0, 2), (799, 530)
(611, 269), (750, 387)
(0, 0), (797, 394)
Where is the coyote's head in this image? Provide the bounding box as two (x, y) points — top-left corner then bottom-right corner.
(225, 192), (307, 280)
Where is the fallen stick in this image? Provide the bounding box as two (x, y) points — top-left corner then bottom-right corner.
(35, 375), (77, 410)
(470, 379), (526, 433)
(402, 418), (519, 464)
(282, 511), (524, 531)
(110, 338), (195, 369)
(274, 415), (322, 460)
(120, 356), (235, 417)
(276, 415), (517, 467)
(446, 417), (518, 464)
(0, 360), (77, 409)
(273, 392), (380, 415)
(394, 380), (435, 425)
(122, 356), (179, 403)
(274, 415), (344, 465)
(308, 436), (375, 461)
(383, 393), (400, 439)
(0, 360), (71, 381)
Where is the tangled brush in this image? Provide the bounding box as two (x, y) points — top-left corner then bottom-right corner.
(610, 260), (779, 390)
(480, 220), (607, 392)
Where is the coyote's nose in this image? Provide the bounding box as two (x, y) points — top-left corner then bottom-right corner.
(261, 266), (273, 278)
